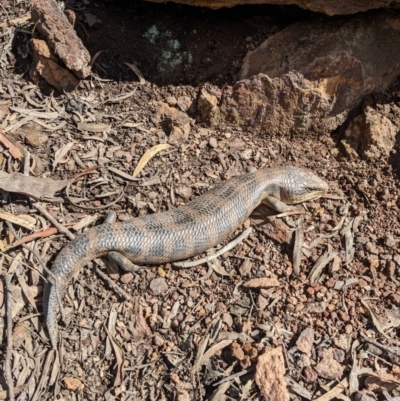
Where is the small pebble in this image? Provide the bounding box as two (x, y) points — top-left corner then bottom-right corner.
(120, 273), (134, 284)
(209, 137), (218, 148)
(149, 277), (168, 295)
(384, 233), (397, 247)
(366, 242), (379, 255)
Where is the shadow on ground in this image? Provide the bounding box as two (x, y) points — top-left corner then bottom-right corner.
(75, 0), (315, 86)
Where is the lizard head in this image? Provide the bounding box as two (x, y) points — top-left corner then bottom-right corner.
(282, 166), (329, 204)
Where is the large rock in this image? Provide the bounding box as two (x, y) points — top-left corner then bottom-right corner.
(239, 12), (400, 116)
(213, 11), (400, 136)
(145, 0), (399, 16)
(31, 0), (91, 79)
(219, 71), (343, 136)
(341, 106), (398, 160)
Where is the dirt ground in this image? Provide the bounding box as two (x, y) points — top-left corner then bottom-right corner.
(1, 0), (400, 400)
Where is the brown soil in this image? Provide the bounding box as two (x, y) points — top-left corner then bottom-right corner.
(0, 1), (400, 400)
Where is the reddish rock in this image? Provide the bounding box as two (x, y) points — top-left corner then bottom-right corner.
(343, 106), (398, 160)
(175, 186), (193, 200)
(390, 293), (400, 306)
(231, 12), (400, 135)
(243, 277), (280, 289)
(198, 88), (220, 126)
(20, 122), (48, 147)
(120, 273), (134, 284)
(30, 38), (80, 92)
(296, 328), (314, 355)
(315, 355), (344, 381)
(221, 71), (338, 136)
(255, 347), (289, 401)
(303, 365), (318, 383)
(31, 0), (91, 78)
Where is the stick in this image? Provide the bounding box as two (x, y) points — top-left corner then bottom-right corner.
(173, 227), (252, 268)
(7, 227), (58, 249)
(4, 273), (15, 401)
(313, 377), (348, 401)
(94, 266), (132, 301)
(33, 203), (75, 240)
(23, 150), (30, 176)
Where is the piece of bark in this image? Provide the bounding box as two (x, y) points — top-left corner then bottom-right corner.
(0, 171), (72, 200)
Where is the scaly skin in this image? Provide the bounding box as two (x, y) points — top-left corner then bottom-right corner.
(44, 166), (329, 347)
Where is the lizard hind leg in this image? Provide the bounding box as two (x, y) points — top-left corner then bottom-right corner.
(102, 211), (142, 272)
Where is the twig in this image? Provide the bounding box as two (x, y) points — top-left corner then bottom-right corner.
(21, 244), (66, 321)
(125, 360), (158, 371)
(293, 216), (304, 276)
(173, 227), (252, 268)
(269, 209), (305, 219)
(30, 350), (55, 401)
(66, 181), (127, 211)
(94, 266), (132, 301)
(360, 298), (390, 339)
(212, 367), (254, 386)
(0, 251), (46, 282)
(0, 2), (11, 24)
(7, 227), (58, 249)
(361, 334), (400, 357)
(5, 215), (66, 329)
(313, 377), (348, 401)
(23, 150), (30, 176)
(4, 273), (15, 401)
(308, 248), (338, 282)
(34, 203), (75, 240)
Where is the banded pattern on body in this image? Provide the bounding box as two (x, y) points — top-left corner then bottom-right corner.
(44, 166), (329, 348)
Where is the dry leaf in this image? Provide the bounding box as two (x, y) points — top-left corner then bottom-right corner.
(193, 334), (210, 372)
(53, 141), (75, 169)
(128, 305), (152, 340)
(198, 339), (233, 367)
(16, 273), (38, 311)
(124, 62), (146, 84)
(0, 130), (24, 159)
(108, 166), (140, 181)
(104, 326), (125, 386)
(293, 216), (304, 275)
(10, 284), (40, 318)
(208, 258), (231, 276)
(0, 279), (4, 309)
(0, 171), (72, 200)
(243, 277), (280, 289)
(8, 252), (23, 274)
(9, 107), (59, 119)
(72, 214), (98, 231)
(63, 377), (84, 391)
(77, 122), (111, 132)
(360, 298), (390, 339)
(0, 211), (36, 230)
(133, 143), (172, 177)
(49, 349), (61, 386)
